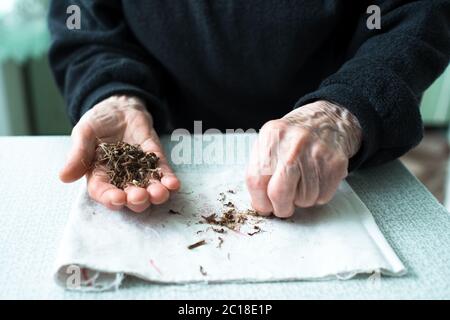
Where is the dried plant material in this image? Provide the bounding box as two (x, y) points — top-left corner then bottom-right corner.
(227, 189), (236, 194)
(201, 214), (218, 224)
(212, 227), (226, 234)
(168, 209), (182, 215)
(191, 192), (265, 257)
(94, 141), (161, 189)
(187, 239), (207, 250)
(217, 237), (224, 248)
(244, 209), (260, 217)
(224, 201), (235, 208)
(248, 225), (262, 236)
(199, 266), (207, 276)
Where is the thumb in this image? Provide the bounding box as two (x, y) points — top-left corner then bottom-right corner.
(60, 122), (96, 183)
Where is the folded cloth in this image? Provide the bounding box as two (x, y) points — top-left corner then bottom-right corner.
(54, 167), (406, 291)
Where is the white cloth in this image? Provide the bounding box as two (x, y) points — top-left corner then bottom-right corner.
(54, 167), (406, 291)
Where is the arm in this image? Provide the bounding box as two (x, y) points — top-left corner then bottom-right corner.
(48, 1), (178, 212)
(296, 0), (450, 170)
(247, 0), (450, 217)
(48, 0), (167, 131)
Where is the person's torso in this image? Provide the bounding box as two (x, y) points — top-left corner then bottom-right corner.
(123, 0), (365, 131)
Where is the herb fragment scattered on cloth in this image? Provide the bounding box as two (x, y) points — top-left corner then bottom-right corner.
(212, 227), (225, 234)
(217, 237), (224, 248)
(199, 266), (207, 276)
(188, 239), (207, 250)
(188, 191), (265, 254)
(248, 226), (262, 236)
(94, 141), (161, 189)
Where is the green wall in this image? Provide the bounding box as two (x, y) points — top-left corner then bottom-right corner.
(27, 56), (71, 135)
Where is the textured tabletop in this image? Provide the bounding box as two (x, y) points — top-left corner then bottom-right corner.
(0, 136), (449, 299)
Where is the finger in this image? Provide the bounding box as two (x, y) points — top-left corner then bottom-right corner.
(147, 181), (170, 204)
(86, 170), (127, 210)
(158, 157), (180, 191)
(267, 163), (300, 218)
(258, 122), (281, 176)
(295, 151), (320, 208)
(246, 174), (273, 215)
(140, 136), (181, 191)
(316, 175), (341, 205)
(246, 141), (273, 215)
(60, 123), (96, 183)
(125, 186), (151, 213)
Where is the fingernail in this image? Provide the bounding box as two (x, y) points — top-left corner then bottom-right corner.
(112, 201), (125, 206)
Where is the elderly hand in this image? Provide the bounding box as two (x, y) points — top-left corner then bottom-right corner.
(59, 95), (180, 212)
(246, 100), (362, 217)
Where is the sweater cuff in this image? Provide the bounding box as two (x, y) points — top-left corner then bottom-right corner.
(77, 82), (167, 132)
(295, 83), (382, 171)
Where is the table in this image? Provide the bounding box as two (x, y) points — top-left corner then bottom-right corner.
(0, 136), (449, 299)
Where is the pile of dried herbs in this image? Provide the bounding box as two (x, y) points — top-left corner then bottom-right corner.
(94, 141), (161, 189)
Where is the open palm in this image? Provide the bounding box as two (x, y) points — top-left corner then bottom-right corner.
(59, 96), (180, 212)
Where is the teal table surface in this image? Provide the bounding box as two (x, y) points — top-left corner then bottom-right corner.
(0, 136), (449, 299)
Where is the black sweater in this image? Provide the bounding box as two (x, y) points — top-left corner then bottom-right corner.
(48, 0), (450, 170)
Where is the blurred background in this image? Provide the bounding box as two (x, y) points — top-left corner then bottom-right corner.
(0, 0), (449, 206)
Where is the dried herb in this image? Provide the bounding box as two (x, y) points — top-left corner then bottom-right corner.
(201, 208), (255, 231)
(201, 214), (218, 224)
(212, 227), (225, 234)
(217, 237), (224, 248)
(94, 141), (161, 189)
(200, 266), (207, 276)
(227, 189), (236, 194)
(191, 193), (265, 255)
(244, 209), (260, 217)
(168, 209), (182, 215)
(187, 239), (207, 250)
(248, 225), (262, 236)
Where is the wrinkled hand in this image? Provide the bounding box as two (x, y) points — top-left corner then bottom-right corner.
(246, 100), (362, 217)
(60, 95), (180, 212)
